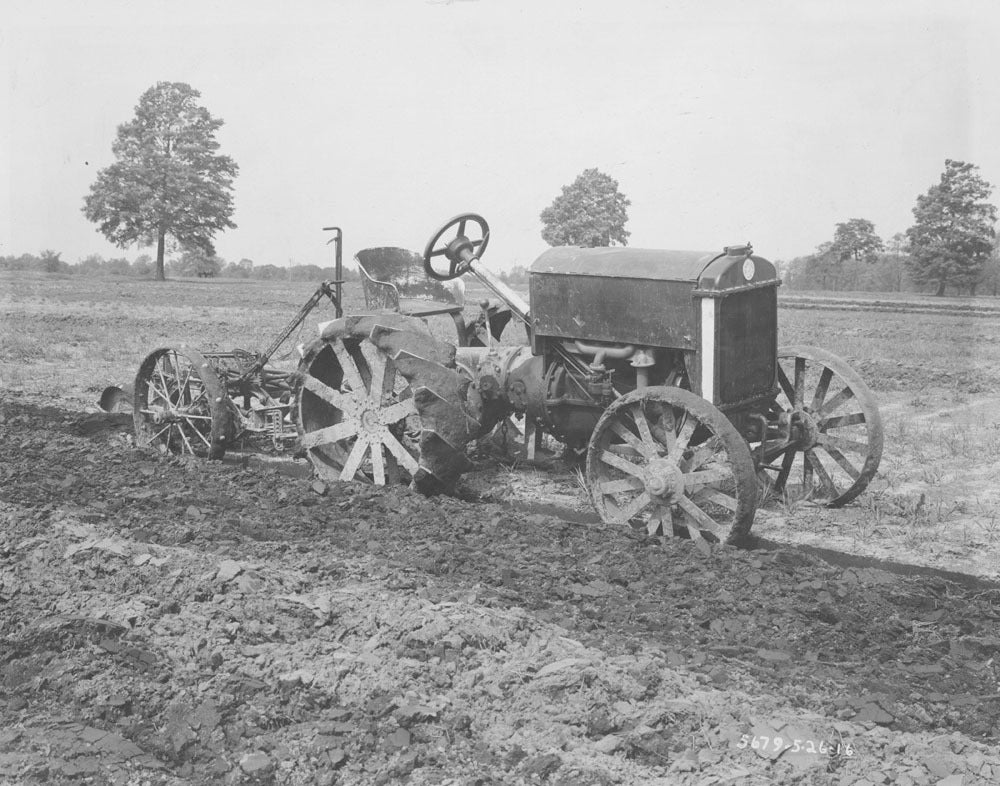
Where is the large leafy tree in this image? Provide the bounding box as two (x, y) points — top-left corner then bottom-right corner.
(540, 168), (630, 247)
(831, 218), (883, 263)
(83, 82), (238, 281)
(905, 159), (996, 296)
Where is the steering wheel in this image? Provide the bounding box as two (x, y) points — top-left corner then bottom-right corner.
(423, 213), (490, 281)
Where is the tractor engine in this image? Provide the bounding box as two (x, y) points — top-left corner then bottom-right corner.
(456, 244), (780, 450)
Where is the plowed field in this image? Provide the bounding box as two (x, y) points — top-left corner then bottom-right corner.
(2, 273), (1000, 785)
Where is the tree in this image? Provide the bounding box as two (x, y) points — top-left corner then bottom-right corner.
(832, 218), (883, 263)
(905, 159), (997, 296)
(39, 250), (68, 274)
(77, 254), (105, 274)
(176, 247), (223, 278)
(540, 168), (630, 247)
(82, 81), (238, 281)
(981, 236), (1000, 296)
(132, 254), (154, 277)
(253, 264), (287, 280)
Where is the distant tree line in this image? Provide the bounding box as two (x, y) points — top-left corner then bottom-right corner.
(0, 250), (359, 283)
(780, 160), (999, 297)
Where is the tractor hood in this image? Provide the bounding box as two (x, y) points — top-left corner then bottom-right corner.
(527, 245), (779, 350)
(529, 245), (778, 291)
(530, 247), (714, 281)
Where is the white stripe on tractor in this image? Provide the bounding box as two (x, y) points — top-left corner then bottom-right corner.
(701, 297), (715, 403)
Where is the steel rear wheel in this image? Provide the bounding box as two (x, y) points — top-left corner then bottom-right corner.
(133, 347), (231, 459)
(296, 337), (421, 485)
(586, 386), (757, 547)
(757, 345), (883, 507)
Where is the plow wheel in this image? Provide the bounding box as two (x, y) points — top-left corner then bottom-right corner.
(297, 337), (421, 485)
(133, 347), (232, 459)
(757, 346), (883, 507)
(586, 386), (757, 547)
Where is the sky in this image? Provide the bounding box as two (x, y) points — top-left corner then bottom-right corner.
(2, 0), (999, 272)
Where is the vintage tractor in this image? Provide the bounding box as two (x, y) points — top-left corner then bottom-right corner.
(294, 214), (883, 546)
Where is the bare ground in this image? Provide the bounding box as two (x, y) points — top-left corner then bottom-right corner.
(2, 392), (999, 785)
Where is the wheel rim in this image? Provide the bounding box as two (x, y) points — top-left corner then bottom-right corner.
(297, 338), (421, 484)
(134, 348), (228, 459)
(757, 345), (883, 507)
(586, 386), (757, 546)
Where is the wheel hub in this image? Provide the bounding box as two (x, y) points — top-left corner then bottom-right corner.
(789, 409), (821, 448)
(643, 458), (685, 502)
(360, 407), (381, 431)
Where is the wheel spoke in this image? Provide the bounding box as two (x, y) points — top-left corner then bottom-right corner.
(369, 440), (386, 485)
(691, 487), (737, 512)
(366, 346), (391, 404)
(810, 366), (834, 412)
(773, 448), (796, 492)
(819, 411), (866, 430)
(816, 387), (855, 418)
(599, 476), (644, 494)
(776, 364), (795, 403)
(339, 437), (368, 481)
(155, 365), (174, 403)
(672, 415), (696, 455)
(302, 374), (357, 414)
(647, 504), (669, 535)
(632, 405), (658, 453)
(184, 381), (203, 409)
(760, 438), (794, 464)
(301, 420), (360, 450)
(380, 397), (418, 424)
(147, 422), (172, 444)
(682, 439), (720, 472)
(332, 340), (366, 393)
(794, 357), (805, 405)
(183, 418), (212, 448)
(173, 355), (192, 400)
(805, 448), (838, 498)
(819, 445), (861, 481)
(610, 420), (654, 459)
(176, 422), (196, 455)
(382, 432), (420, 474)
(676, 495), (724, 538)
(599, 449), (645, 478)
(612, 491), (653, 524)
(819, 433), (869, 455)
(683, 466), (734, 490)
(148, 375), (173, 404)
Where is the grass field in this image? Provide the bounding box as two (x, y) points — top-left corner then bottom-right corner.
(3, 270), (1000, 578)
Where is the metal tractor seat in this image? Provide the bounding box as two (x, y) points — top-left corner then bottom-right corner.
(355, 247), (468, 344)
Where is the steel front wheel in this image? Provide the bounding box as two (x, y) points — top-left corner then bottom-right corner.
(586, 386), (758, 547)
(757, 346), (883, 506)
(296, 337), (421, 485)
(133, 348), (231, 459)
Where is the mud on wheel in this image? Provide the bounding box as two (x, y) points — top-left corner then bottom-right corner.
(133, 347), (232, 459)
(296, 337), (421, 484)
(756, 345), (883, 507)
(586, 386), (758, 547)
